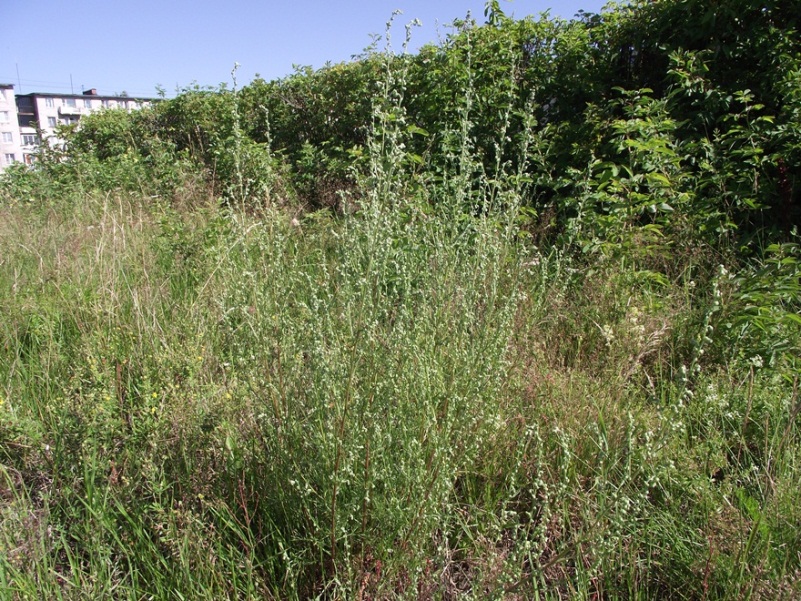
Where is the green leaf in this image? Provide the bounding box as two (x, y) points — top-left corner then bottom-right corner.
(782, 312), (801, 327)
(646, 173), (672, 188)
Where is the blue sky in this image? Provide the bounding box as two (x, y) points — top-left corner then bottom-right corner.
(1, 0), (610, 98)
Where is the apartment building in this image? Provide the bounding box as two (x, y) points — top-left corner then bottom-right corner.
(1, 85), (155, 171)
(0, 84), (23, 169)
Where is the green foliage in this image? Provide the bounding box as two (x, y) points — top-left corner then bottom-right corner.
(721, 240), (801, 369)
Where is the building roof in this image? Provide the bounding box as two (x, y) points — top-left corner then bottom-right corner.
(15, 90), (156, 102)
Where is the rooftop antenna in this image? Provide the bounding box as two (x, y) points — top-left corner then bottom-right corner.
(15, 63), (22, 92)
(70, 74), (74, 94)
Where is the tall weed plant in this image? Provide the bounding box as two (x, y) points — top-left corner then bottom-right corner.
(202, 21), (523, 595)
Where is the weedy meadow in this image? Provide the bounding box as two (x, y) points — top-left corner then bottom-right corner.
(1, 2), (801, 599)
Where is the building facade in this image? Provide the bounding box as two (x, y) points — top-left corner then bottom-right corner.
(0, 84), (23, 169)
(1, 85), (155, 171)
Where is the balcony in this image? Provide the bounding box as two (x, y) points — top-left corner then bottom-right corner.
(21, 134), (40, 148)
(58, 105), (84, 116)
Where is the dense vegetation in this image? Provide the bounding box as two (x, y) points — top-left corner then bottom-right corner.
(1, 0), (799, 598)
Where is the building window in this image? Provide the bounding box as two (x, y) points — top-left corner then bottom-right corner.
(102, 99), (110, 108)
(22, 133), (39, 146)
(1, 132), (12, 143)
(24, 154), (36, 166)
(4, 153), (15, 165)
(0, 111), (8, 123)
(84, 99), (92, 109)
(48, 117), (57, 127)
(46, 98), (55, 108)
(64, 98), (77, 108)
